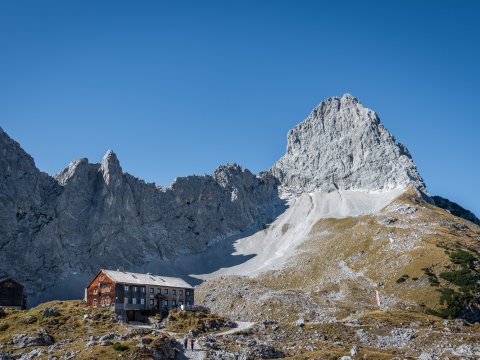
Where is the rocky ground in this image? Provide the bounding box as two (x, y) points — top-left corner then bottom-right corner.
(197, 190), (480, 323)
(0, 301), (238, 360)
(1, 299), (479, 359)
(0, 300), (183, 359)
(202, 312), (480, 359)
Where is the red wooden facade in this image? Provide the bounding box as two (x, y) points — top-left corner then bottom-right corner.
(86, 271), (116, 308)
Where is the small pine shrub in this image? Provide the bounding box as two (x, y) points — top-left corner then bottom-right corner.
(449, 250), (475, 267)
(112, 342), (129, 351)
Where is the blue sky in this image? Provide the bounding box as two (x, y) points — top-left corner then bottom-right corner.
(0, 1), (479, 215)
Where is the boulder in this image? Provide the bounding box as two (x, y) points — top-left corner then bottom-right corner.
(42, 307), (59, 317)
(12, 328), (54, 348)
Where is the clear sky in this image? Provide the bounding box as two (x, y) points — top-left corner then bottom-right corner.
(0, 1), (479, 216)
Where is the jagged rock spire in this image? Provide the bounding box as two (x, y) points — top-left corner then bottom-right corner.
(100, 149), (122, 185)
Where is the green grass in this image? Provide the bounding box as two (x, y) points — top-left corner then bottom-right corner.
(112, 342), (129, 351)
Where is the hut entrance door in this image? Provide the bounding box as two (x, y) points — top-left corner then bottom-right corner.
(126, 310), (135, 322)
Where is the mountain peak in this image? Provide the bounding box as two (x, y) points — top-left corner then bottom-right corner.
(341, 92), (358, 101)
(271, 95), (426, 193)
(100, 149), (122, 184)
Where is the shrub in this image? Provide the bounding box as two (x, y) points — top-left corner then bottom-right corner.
(0, 307), (5, 318)
(112, 342), (129, 351)
(449, 250), (476, 267)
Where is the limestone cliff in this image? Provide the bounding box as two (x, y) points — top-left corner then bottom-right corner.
(271, 94), (426, 193)
(0, 128), (279, 303)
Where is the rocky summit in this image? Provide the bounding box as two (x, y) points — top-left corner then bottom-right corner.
(271, 94), (426, 193)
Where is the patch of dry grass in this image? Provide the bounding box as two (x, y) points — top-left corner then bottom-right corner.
(164, 308), (230, 334)
(0, 300), (129, 357)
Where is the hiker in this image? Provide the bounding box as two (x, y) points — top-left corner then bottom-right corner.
(183, 334), (188, 350)
(190, 337), (195, 351)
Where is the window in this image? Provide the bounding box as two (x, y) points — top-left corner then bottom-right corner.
(172, 290), (176, 295)
(186, 290), (190, 296)
(132, 286), (137, 292)
(172, 300), (176, 307)
(132, 298), (137, 305)
(163, 300), (168, 306)
(179, 301), (183, 305)
(140, 298), (145, 305)
(164, 289), (168, 295)
(157, 288), (161, 294)
(93, 288), (98, 295)
(149, 288), (154, 294)
(124, 285), (129, 292)
(124, 297), (128, 304)
(149, 299), (154, 306)
(93, 299), (98, 307)
(186, 301), (190, 306)
(179, 290), (183, 296)
(141, 287), (145, 293)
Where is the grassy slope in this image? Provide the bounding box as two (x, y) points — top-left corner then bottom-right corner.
(196, 190), (480, 358)
(259, 189), (480, 318)
(0, 301), (233, 359)
(197, 189), (480, 322)
(0, 300), (135, 359)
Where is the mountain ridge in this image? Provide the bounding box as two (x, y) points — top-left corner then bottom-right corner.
(0, 94), (478, 307)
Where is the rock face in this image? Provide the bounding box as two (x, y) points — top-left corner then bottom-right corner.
(271, 94), (426, 193)
(432, 196), (480, 225)
(0, 128), (280, 303)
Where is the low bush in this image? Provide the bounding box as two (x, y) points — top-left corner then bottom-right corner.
(112, 342), (129, 351)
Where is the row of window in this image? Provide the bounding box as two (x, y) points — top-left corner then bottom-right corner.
(93, 285), (111, 295)
(92, 297), (191, 308)
(92, 298), (111, 307)
(123, 297), (191, 307)
(124, 285), (146, 293)
(125, 297), (145, 305)
(148, 299), (191, 306)
(124, 285), (191, 297)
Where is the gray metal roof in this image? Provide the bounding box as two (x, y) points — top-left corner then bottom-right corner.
(102, 269), (193, 289)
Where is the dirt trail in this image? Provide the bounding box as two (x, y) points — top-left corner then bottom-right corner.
(214, 321), (255, 336)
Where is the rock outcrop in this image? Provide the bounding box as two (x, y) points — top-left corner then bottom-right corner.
(432, 196), (480, 225)
(271, 94), (426, 193)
